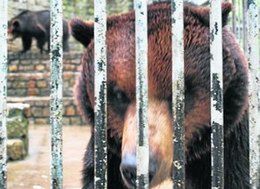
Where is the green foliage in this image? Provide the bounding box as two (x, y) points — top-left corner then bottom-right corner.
(107, 0), (133, 14)
(63, 0), (93, 20)
(63, 0), (133, 21)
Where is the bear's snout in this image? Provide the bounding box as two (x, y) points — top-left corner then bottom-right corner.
(120, 154), (158, 188)
(120, 155), (136, 188)
(121, 100), (173, 187)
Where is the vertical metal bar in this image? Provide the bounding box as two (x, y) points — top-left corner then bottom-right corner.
(210, 0), (224, 188)
(171, 0), (185, 189)
(50, 0), (63, 188)
(94, 0), (107, 188)
(247, 0), (260, 188)
(135, 0), (149, 188)
(0, 0), (7, 188)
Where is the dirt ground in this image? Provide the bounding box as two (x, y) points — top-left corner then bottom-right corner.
(7, 125), (91, 189)
(6, 125), (174, 189)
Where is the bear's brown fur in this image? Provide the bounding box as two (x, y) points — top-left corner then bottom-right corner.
(71, 2), (249, 189)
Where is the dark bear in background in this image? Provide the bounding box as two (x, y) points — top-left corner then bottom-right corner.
(71, 2), (249, 189)
(8, 10), (70, 53)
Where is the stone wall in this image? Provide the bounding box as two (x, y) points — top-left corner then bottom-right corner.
(7, 103), (29, 160)
(7, 52), (86, 126)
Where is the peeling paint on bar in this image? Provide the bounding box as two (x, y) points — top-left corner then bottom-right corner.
(94, 0), (107, 188)
(210, 1), (224, 189)
(0, 0), (7, 188)
(171, 0), (185, 189)
(50, 0), (63, 188)
(135, 0), (149, 188)
(247, 0), (260, 188)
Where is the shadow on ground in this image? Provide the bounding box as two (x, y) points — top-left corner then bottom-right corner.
(7, 125), (91, 189)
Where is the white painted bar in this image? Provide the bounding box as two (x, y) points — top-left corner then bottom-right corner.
(171, 0), (185, 188)
(209, 1), (224, 188)
(135, 0), (149, 188)
(247, 0), (260, 188)
(50, 0), (63, 188)
(94, 0), (107, 188)
(0, 0), (8, 188)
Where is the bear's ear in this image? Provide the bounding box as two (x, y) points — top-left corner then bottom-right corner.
(70, 18), (94, 47)
(221, 2), (233, 26)
(187, 2), (232, 27)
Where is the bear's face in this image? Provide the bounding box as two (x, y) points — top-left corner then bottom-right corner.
(8, 11), (32, 39)
(71, 2), (248, 188)
(75, 18), (175, 186)
(8, 19), (22, 38)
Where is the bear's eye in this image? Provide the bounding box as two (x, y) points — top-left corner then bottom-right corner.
(111, 86), (129, 102)
(115, 90), (124, 101)
(108, 86), (130, 115)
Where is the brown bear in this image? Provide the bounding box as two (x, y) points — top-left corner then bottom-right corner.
(71, 2), (249, 189)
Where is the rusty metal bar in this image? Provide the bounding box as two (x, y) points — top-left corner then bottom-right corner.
(171, 0), (185, 188)
(135, 0), (149, 188)
(247, 0), (260, 188)
(210, 1), (224, 188)
(0, 0), (8, 188)
(94, 0), (107, 188)
(50, 0), (63, 188)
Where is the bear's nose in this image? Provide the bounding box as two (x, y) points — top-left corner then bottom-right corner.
(120, 154), (136, 188)
(120, 154), (157, 188)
